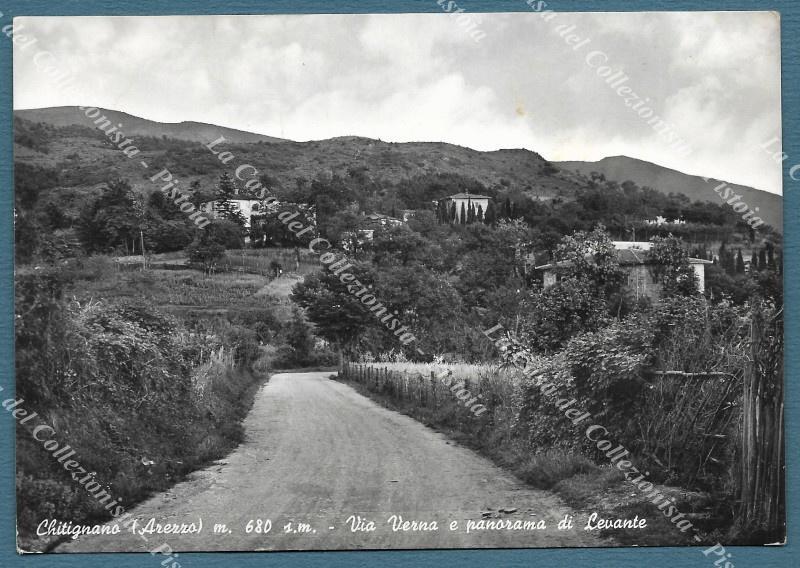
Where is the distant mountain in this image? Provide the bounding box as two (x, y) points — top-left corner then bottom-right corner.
(13, 107), (782, 232)
(556, 156), (782, 232)
(15, 106), (286, 144)
(13, 107), (579, 200)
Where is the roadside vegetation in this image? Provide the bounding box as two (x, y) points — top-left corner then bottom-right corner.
(332, 229), (782, 545)
(14, 255), (333, 551)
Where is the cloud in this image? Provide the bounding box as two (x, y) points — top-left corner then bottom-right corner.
(12, 12), (782, 194)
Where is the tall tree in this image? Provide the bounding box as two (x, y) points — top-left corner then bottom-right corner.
(647, 235), (699, 297)
(286, 308), (315, 363)
(521, 226), (624, 351)
(291, 263), (379, 353)
(484, 200), (497, 226)
(214, 172), (245, 226)
(77, 178), (140, 253)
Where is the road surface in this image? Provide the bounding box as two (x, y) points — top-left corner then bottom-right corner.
(57, 372), (606, 552)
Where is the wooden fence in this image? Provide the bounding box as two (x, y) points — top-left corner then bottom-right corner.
(338, 361), (487, 412)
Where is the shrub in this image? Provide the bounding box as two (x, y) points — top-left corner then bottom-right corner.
(517, 450), (599, 489)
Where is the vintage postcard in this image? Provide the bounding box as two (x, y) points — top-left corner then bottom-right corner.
(9, 10), (784, 556)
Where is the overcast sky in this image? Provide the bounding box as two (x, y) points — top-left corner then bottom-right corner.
(13, 12), (782, 194)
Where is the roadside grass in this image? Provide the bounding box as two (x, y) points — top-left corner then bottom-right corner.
(361, 361), (512, 384)
(17, 363), (268, 552)
(517, 450), (599, 489)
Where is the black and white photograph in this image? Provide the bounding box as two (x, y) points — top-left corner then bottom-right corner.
(10, 10), (784, 554)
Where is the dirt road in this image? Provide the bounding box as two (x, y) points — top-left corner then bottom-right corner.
(58, 372), (605, 552)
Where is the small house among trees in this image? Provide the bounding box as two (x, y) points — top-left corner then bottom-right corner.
(436, 192), (492, 224)
(362, 212), (403, 230)
(536, 240), (712, 300)
(200, 173), (270, 229)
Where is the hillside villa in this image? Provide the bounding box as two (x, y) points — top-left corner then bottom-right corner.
(200, 189), (269, 229)
(438, 192), (491, 223)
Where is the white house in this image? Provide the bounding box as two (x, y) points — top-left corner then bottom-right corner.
(439, 192), (491, 223)
(200, 188), (277, 228)
(536, 241), (712, 299)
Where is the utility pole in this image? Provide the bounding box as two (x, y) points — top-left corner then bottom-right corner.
(140, 228), (146, 271)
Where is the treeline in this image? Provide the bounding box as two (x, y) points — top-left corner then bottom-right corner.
(16, 150), (778, 266)
(15, 166), (246, 265)
(293, 211), (781, 360)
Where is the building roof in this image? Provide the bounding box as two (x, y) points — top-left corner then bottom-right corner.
(535, 249), (712, 271)
(612, 241), (651, 250)
(365, 213), (399, 221)
(200, 192), (265, 203)
(445, 193), (492, 200)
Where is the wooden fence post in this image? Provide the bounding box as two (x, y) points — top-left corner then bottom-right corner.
(739, 310), (784, 537)
(430, 372), (437, 409)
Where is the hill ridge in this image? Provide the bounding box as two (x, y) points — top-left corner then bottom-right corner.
(13, 106), (782, 232)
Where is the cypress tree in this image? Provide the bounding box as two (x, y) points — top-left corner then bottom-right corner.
(460, 203), (467, 225)
(485, 201), (497, 226)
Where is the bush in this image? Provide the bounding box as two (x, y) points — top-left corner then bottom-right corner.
(518, 450), (599, 489)
(15, 268), (268, 548)
(223, 325), (260, 368)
